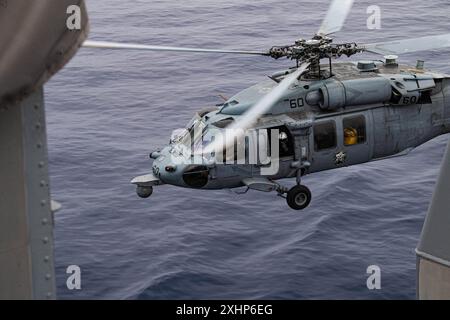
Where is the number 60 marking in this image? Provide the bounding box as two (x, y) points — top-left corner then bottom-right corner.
(403, 96), (417, 105)
(287, 98), (304, 109)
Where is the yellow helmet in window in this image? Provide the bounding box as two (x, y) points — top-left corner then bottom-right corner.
(344, 127), (358, 145)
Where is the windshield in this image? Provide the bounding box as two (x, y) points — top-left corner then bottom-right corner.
(170, 114), (203, 146)
(183, 116), (205, 146)
(170, 114), (229, 160)
(169, 114), (209, 156)
(192, 126), (223, 154)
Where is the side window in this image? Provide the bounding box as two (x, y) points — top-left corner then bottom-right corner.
(267, 126), (295, 158)
(343, 115), (366, 146)
(314, 121), (336, 151)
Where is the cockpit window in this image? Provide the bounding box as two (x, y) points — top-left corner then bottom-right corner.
(173, 115), (205, 148)
(192, 126), (222, 154)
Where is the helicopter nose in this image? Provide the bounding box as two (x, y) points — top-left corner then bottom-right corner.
(152, 153), (184, 185)
(154, 156), (210, 188)
(151, 147), (211, 188)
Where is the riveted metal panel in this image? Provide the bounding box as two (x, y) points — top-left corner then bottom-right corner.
(23, 88), (56, 299)
(0, 88), (56, 299)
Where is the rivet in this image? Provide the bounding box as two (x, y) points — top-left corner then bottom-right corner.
(44, 256), (50, 262)
(42, 237), (49, 244)
(40, 180), (46, 187)
(37, 143), (42, 149)
(38, 161), (45, 168)
(35, 122), (41, 130)
(42, 218), (48, 225)
(45, 274), (51, 280)
(41, 200), (47, 206)
(46, 292), (52, 299)
(34, 104), (39, 110)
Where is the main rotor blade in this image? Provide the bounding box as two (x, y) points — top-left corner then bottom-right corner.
(363, 33), (450, 55)
(317, 0), (355, 36)
(202, 62), (310, 155)
(83, 40), (268, 56)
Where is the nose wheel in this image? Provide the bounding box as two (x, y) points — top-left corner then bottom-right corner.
(286, 185), (311, 210)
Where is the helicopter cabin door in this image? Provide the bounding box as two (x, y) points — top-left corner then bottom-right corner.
(309, 112), (372, 171)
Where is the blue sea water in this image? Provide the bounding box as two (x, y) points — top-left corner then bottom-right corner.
(45, 0), (450, 299)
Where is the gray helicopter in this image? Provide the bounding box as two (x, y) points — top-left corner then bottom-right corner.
(83, 0), (450, 210)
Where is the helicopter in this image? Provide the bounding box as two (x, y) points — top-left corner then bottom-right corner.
(83, 0), (450, 210)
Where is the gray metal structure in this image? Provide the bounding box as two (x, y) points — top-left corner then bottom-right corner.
(0, 89), (55, 299)
(417, 139), (450, 299)
(0, 0), (88, 299)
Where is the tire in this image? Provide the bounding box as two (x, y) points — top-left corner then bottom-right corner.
(137, 186), (153, 198)
(287, 185), (311, 210)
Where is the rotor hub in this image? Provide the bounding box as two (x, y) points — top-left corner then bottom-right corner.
(268, 34), (364, 79)
(269, 35), (363, 62)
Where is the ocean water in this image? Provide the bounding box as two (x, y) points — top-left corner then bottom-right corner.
(45, 0), (450, 299)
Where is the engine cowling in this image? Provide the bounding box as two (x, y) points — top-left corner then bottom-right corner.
(318, 77), (392, 110)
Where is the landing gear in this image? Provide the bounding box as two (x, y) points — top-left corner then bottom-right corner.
(286, 185), (311, 210)
(136, 186), (153, 198)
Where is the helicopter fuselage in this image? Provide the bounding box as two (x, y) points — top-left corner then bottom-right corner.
(133, 60), (450, 208)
